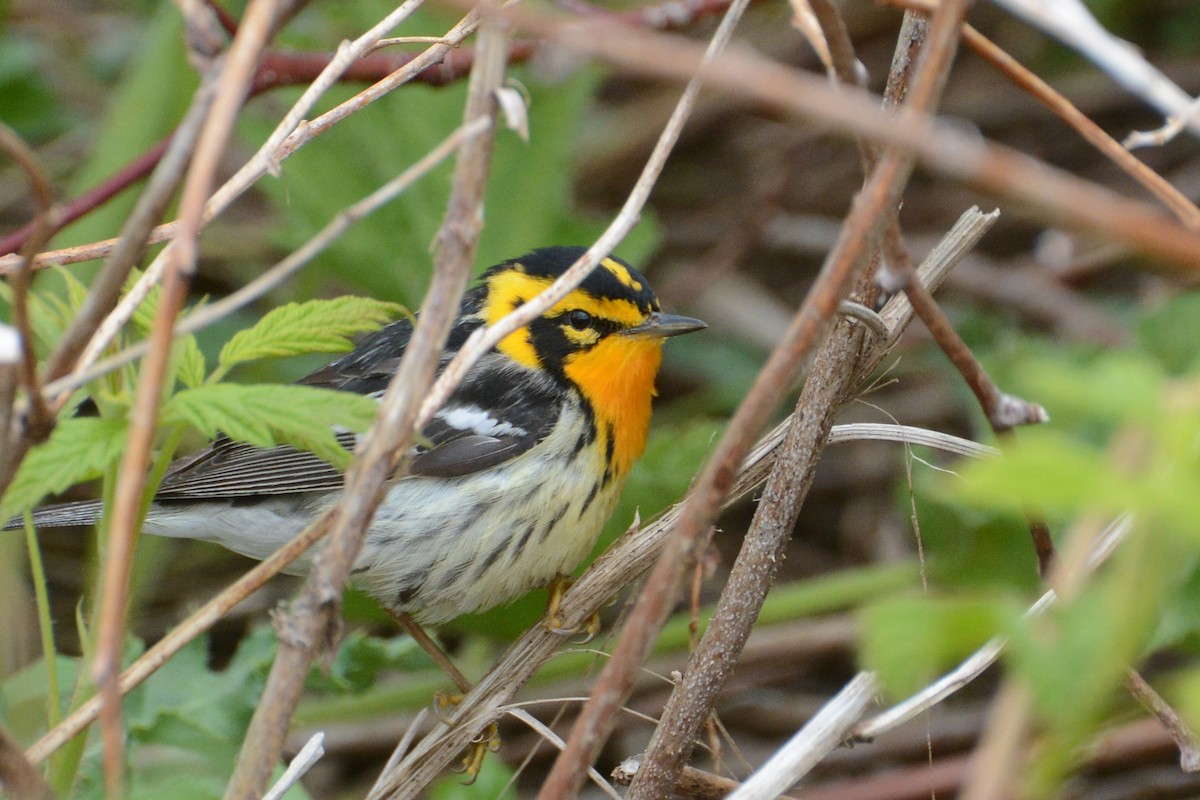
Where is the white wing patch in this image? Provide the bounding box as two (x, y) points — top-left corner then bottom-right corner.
(438, 405), (528, 438)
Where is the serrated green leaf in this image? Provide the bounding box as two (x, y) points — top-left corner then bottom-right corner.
(218, 296), (405, 369)
(162, 383), (378, 468)
(0, 417), (127, 522)
(175, 333), (207, 389)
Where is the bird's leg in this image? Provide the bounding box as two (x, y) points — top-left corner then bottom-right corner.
(542, 577), (600, 643)
(389, 610), (499, 781)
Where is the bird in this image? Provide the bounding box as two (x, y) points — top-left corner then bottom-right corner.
(12, 246), (706, 626)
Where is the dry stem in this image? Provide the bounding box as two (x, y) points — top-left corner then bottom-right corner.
(94, 3), (279, 793)
(221, 10), (508, 799)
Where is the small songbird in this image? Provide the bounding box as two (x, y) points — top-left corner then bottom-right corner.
(12, 247), (705, 624)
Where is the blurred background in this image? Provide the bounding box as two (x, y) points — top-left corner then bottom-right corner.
(3, 1), (1200, 798)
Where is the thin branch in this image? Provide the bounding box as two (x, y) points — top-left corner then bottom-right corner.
(93, 1), (277, 791)
(1125, 669), (1200, 773)
(0, 723), (55, 800)
(884, 0), (1200, 229)
(222, 10), (508, 799)
(0, 122), (59, 448)
(40, 116), (488, 401)
(623, 1), (972, 794)
(532, 0), (759, 793)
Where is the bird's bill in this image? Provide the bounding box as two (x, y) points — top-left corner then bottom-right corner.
(623, 312), (707, 339)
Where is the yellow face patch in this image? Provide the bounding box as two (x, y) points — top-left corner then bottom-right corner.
(481, 270), (550, 368)
(481, 268), (651, 368)
(601, 257), (644, 293)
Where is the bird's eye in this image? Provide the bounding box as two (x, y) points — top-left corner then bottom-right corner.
(567, 310), (592, 331)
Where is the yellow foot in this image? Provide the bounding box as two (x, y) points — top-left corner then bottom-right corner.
(435, 691), (501, 783)
(542, 577), (601, 642)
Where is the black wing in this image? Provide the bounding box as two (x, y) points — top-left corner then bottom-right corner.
(154, 350), (566, 499)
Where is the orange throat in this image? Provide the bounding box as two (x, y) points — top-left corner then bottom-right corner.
(564, 337), (663, 479)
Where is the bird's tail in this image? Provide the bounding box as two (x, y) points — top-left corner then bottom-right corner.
(3, 500), (104, 531)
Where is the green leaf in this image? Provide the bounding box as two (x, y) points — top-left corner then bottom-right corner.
(305, 630), (423, 694)
(1139, 292), (1200, 375)
(0, 417), (128, 522)
(162, 383), (378, 468)
(218, 296), (405, 369)
(949, 429), (1133, 518)
(860, 593), (1016, 699)
(176, 333), (207, 389)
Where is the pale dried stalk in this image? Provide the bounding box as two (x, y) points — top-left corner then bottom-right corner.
(725, 673), (880, 800)
(988, 0), (1200, 143)
(94, 3), (280, 793)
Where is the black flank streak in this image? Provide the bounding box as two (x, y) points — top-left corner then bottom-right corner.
(474, 538), (511, 581)
(579, 484), (599, 518)
(515, 520), (539, 554)
(539, 501), (571, 545)
(602, 422), (616, 486)
(395, 583), (420, 608)
(571, 428), (590, 459)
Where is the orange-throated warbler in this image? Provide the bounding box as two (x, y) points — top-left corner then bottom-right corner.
(11, 246), (706, 625)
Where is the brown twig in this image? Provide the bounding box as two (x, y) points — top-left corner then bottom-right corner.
(1125, 668), (1200, 773)
(626, 5), (977, 789)
(0, 723), (55, 800)
(222, 11), (507, 799)
(889, 0), (1200, 229)
(93, 3), (278, 794)
(0, 124), (59, 445)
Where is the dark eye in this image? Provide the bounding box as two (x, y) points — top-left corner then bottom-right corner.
(567, 310), (592, 331)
